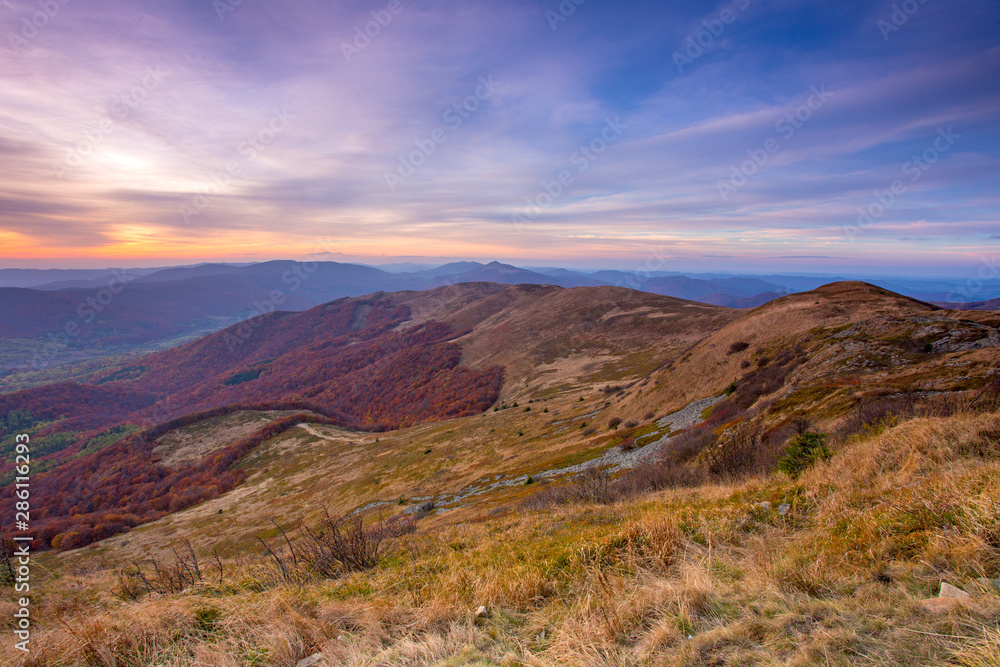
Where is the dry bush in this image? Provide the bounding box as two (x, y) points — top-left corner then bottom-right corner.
(300, 512), (412, 579)
(609, 460), (707, 499)
(525, 455), (708, 509)
(117, 540), (223, 600)
(727, 341), (750, 355)
(616, 426), (638, 452)
(833, 389), (975, 444)
(663, 425), (716, 463)
(703, 421), (763, 479)
(118, 513), (415, 599)
(522, 468), (614, 508)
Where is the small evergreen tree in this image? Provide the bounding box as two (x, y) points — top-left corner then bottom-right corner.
(777, 432), (831, 478)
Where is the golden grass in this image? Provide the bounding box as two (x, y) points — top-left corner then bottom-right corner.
(5, 409), (1000, 665)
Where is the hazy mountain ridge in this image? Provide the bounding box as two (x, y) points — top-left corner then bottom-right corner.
(3, 260), (991, 362)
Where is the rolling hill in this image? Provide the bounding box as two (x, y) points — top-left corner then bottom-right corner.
(2, 280), (1000, 666)
(0, 282), (738, 550)
(3, 280), (998, 556)
(0, 261), (782, 388)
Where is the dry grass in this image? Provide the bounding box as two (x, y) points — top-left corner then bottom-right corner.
(5, 408), (1000, 666)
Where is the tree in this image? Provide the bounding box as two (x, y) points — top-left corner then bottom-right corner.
(777, 433), (831, 478)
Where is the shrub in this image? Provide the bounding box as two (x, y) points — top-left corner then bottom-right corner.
(609, 417), (622, 430)
(609, 459), (706, 498)
(666, 425), (716, 462)
(728, 341), (750, 355)
(705, 421), (762, 479)
(299, 512), (406, 579)
(777, 433), (831, 478)
(618, 438), (638, 452)
(617, 427), (638, 452)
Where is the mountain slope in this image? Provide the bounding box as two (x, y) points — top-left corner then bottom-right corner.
(0, 262), (799, 383)
(0, 292), (508, 550)
(14, 281), (1000, 667)
(622, 281), (998, 422)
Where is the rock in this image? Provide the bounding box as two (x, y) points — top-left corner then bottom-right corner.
(758, 501), (772, 510)
(536, 630), (546, 641)
(975, 578), (1000, 594)
(778, 503), (791, 516)
(474, 605), (489, 620)
(939, 582), (972, 599)
(920, 598), (967, 614)
(336, 635), (346, 642)
(296, 654), (326, 667)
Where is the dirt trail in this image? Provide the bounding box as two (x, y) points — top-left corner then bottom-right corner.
(298, 423), (342, 442)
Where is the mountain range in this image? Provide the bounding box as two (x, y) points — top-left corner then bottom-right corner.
(1, 278), (998, 552)
(5, 260), (992, 381)
(2, 277), (999, 666)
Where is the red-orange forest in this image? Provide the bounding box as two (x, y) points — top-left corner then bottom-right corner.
(0, 296), (503, 550)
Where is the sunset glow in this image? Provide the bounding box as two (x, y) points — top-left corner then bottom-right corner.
(0, 0), (997, 273)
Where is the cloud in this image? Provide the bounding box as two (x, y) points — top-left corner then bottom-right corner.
(0, 0), (997, 270)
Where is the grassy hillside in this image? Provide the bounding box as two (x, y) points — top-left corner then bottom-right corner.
(2, 281), (999, 665)
(7, 403), (1000, 666)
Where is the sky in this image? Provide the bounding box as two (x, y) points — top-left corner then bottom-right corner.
(0, 0), (998, 276)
